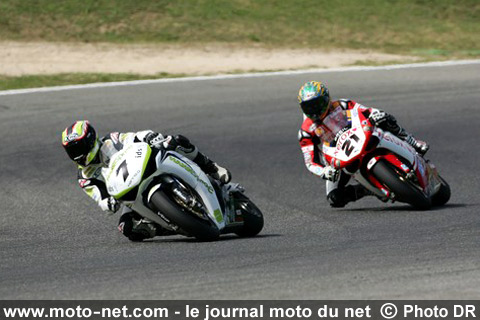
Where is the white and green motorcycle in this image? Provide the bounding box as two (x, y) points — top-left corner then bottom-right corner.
(104, 142), (264, 241)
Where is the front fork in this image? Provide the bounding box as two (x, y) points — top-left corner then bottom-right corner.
(222, 183), (246, 226)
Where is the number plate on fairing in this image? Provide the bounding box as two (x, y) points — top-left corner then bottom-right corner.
(104, 143), (151, 199)
(324, 127), (366, 161)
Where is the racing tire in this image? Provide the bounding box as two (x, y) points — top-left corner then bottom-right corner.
(232, 193), (264, 237)
(372, 160), (431, 210)
(431, 175), (450, 207)
(149, 190), (220, 241)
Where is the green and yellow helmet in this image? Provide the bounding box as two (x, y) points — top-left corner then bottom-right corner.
(298, 81), (331, 121)
(62, 120), (100, 166)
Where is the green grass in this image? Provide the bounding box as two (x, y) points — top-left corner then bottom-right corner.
(0, 73), (185, 91)
(1, 0), (479, 90)
(0, 0), (479, 55)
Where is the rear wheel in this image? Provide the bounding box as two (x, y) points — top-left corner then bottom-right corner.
(232, 193), (264, 237)
(431, 175), (450, 206)
(372, 160), (431, 210)
(149, 190), (220, 241)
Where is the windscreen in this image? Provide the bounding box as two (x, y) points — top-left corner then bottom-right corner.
(318, 107), (350, 145)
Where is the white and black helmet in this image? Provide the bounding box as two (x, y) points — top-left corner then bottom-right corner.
(62, 120), (100, 166)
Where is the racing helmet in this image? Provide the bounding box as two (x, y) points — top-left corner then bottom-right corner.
(298, 81), (331, 121)
(62, 120), (100, 166)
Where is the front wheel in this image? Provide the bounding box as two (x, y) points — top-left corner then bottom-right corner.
(149, 190), (220, 241)
(232, 193), (264, 237)
(371, 160), (431, 210)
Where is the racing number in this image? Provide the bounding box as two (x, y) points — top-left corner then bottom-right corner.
(116, 160), (129, 182)
(342, 134), (360, 157)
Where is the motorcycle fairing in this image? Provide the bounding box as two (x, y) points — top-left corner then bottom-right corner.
(155, 152), (225, 228)
(104, 142), (225, 231)
(103, 143), (151, 199)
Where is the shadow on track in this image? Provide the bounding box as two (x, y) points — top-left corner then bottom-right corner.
(142, 233), (283, 244)
(338, 203), (469, 213)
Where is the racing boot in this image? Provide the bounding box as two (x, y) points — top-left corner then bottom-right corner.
(404, 134), (429, 156)
(355, 185), (373, 198)
(130, 219), (176, 241)
(193, 152), (232, 184)
(119, 212), (173, 241)
(356, 185), (392, 202)
(207, 162), (232, 184)
(327, 185), (373, 208)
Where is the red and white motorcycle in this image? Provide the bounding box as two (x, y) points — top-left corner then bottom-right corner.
(320, 105), (450, 209)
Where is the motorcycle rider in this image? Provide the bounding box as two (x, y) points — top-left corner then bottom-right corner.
(61, 120), (231, 241)
(298, 81), (429, 208)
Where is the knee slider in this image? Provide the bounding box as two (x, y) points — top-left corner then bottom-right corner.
(327, 189), (347, 208)
(118, 211), (143, 237)
(118, 213), (134, 236)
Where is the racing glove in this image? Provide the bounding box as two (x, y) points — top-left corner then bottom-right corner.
(322, 166), (340, 182)
(144, 132), (166, 149)
(369, 110), (388, 126)
(99, 196), (120, 214)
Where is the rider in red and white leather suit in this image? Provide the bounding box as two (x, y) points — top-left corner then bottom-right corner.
(298, 81), (429, 208)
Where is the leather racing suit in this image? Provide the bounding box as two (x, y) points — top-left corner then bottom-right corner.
(298, 99), (427, 208)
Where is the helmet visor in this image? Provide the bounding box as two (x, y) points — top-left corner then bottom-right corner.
(64, 139), (93, 165)
(301, 96), (330, 121)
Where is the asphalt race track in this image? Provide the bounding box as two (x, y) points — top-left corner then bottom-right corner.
(1, 62), (479, 299)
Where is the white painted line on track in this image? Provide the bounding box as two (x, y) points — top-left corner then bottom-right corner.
(1, 59), (480, 96)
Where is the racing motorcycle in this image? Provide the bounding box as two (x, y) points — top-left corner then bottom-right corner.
(103, 142), (264, 241)
(319, 105), (450, 209)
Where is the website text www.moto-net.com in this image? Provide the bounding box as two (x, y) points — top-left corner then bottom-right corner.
(4, 305), (167, 318)
(1, 302), (479, 320)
